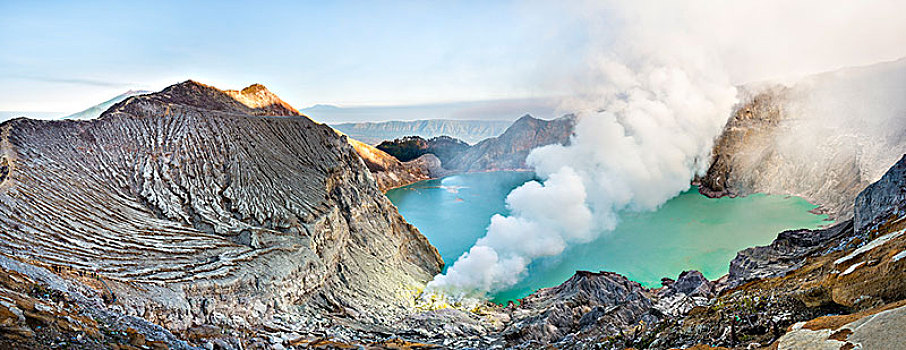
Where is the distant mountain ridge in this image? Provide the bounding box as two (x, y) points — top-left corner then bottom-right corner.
(302, 97), (558, 124)
(443, 114), (577, 172)
(0, 111), (67, 122)
(332, 119), (512, 145)
(367, 114), (577, 174)
(63, 90), (152, 120)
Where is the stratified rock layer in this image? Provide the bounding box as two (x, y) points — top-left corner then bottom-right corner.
(0, 81), (442, 340)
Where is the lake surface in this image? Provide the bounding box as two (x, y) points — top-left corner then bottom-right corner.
(386, 171), (828, 303)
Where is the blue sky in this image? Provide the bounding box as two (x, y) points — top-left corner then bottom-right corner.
(0, 1), (587, 112)
(4, 1), (904, 115)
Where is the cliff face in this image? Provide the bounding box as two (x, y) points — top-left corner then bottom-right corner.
(700, 59), (906, 218)
(0, 81), (442, 346)
(376, 135), (470, 164)
(854, 154), (906, 234)
(346, 136), (448, 191)
(444, 114), (576, 172)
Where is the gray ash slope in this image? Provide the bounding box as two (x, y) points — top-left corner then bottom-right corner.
(0, 80), (442, 343)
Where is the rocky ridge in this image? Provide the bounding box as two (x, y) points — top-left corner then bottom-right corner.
(0, 80), (443, 348)
(346, 136), (448, 192)
(440, 114), (576, 172)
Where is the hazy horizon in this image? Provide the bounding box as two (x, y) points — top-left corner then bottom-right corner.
(0, 92), (560, 124)
(5, 1), (906, 116)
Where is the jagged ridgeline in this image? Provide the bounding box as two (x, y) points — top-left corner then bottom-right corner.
(0, 81), (441, 339)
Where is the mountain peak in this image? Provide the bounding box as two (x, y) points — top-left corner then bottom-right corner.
(224, 83), (301, 116)
(108, 80), (303, 118)
(515, 114), (536, 122)
(239, 83), (269, 94)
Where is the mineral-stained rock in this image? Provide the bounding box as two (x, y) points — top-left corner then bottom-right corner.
(0, 80), (442, 343)
(0, 255), (192, 349)
(776, 302), (906, 350)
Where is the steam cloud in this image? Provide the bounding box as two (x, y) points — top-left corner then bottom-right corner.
(426, 0), (906, 298)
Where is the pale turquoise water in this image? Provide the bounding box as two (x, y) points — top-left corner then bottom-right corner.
(386, 171), (828, 303)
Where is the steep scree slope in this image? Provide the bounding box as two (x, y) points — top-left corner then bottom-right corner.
(0, 81), (442, 341)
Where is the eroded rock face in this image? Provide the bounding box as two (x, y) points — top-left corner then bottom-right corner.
(697, 87), (787, 199)
(854, 154), (906, 234)
(700, 59), (906, 219)
(698, 86), (868, 219)
(0, 81), (442, 342)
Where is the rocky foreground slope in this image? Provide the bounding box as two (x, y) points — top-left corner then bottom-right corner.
(483, 154), (906, 349)
(0, 81), (443, 348)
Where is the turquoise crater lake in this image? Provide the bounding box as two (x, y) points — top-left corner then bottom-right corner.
(386, 171), (828, 303)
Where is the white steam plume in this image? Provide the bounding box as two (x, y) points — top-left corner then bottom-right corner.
(427, 1), (737, 297)
(426, 0), (906, 298)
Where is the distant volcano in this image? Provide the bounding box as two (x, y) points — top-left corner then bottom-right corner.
(62, 89), (152, 120)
